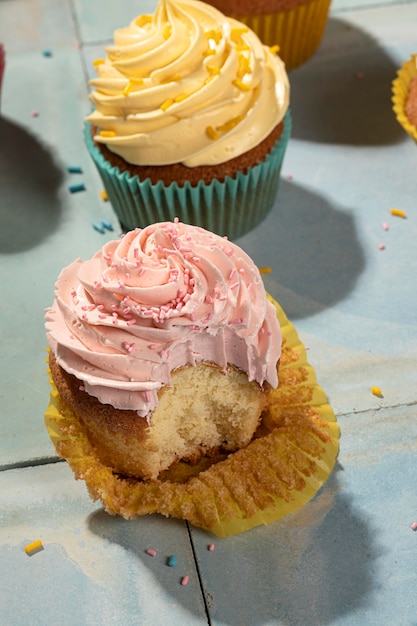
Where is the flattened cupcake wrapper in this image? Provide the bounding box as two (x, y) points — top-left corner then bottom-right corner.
(44, 295), (340, 537)
(84, 111), (291, 241)
(233, 0), (331, 71)
(392, 54), (417, 143)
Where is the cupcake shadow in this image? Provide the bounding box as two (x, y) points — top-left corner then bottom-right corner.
(239, 179), (366, 320)
(193, 467), (383, 626)
(289, 16), (403, 146)
(88, 510), (208, 622)
(0, 117), (64, 253)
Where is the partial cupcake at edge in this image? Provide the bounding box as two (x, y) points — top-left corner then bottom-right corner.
(203, 0), (332, 71)
(44, 220), (340, 536)
(84, 0), (291, 240)
(392, 53), (417, 143)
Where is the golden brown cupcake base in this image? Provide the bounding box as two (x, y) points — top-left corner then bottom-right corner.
(45, 296), (340, 537)
(93, 121), (284, 186)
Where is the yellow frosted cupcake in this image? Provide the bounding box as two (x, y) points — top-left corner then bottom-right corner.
(204, 0), (332, 70)
(85, 0), (291, 239)
(392, 54), (417, 143)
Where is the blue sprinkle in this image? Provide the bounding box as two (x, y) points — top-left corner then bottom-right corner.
(101, 220), (113, 231)
(67, 166), (83, 174)
(42, 50), (53, 57)
(69, 183), (86, 193)
(167, 555), (177, 567)
(93, 222), (105, 234)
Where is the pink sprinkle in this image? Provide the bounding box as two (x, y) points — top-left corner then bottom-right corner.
(148, 344), (158, 350)
(382, 222), (389, 231)
(126, 319), (136, 325)
(145, 548), (157, 557)
(31, 110), (39, 117)
(180, 576), (189, 586)
(144, 390), (151, 403)
(174, 217), (179, 223)
(378, 243), (385, 250)
(205, 295), (214, 304)
(411, 522), (417, 531)
(79, 385), (85, 391)
(208, 544), (215, 551)
(287, 173), (293, 180)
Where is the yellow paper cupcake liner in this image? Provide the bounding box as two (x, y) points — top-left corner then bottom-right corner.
(392, 54), (417, 143)
(44, 296), (340, 537)
(234, 0), (332, 71)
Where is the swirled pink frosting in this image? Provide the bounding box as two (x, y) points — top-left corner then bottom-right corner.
(45, 221), (281, 417)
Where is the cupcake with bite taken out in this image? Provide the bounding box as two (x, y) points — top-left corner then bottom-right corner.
(84, 0), (291, 239)
(45, 219), (340, 536)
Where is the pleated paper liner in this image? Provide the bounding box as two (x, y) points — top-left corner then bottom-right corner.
(392, 54), (417, 143)
(228, 0), (332, 71)
(44, 295), (340, 537)
(84, 111), (292, 240)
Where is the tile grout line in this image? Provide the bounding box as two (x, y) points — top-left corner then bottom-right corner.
(186, 522), (213, 626)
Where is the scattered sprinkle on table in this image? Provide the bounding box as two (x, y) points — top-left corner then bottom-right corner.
(208, 543), (215, 551)
(101, 219), (113, 231)
(390, 208), (407, 218)
(31, 110), (39, 117)
(259, 267), (271, 274)
(24, 540), (44, 556)
(145, 548), (156, 557)
(100, 190), (108, 201)
(287, 174), (294, 180)
(93, 222), (105, 234)
(42, 49), (53, 57)
(371, 386), (383, 397)
(69, 183), (86, 194)
(378, 243), (385, 251)
(167, 555), (177, 567)
(67, 166), (83, 174)
(181, 576), (189, 586)
(382, 222), (389, 231)
(411, 522), (417, 531)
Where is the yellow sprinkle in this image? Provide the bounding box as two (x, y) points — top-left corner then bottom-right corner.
(160, 98), (174, 111)
(269, 45), (280, 54)
(24, 540), (44, 555)
(122, 81), (133, 96)
(203, 48), (216, 57)
(99, 130), (116, 138)
(217, 115), (244, 133)
(174, 93), (188, 103)
(205, 29), (222, 44)
(163, 23), (172, 40)
(160, 73), (181, 84)
(258, 267), (272, 274)
(100, 190), (108, 202)
(371, 386), (383, 397)
(207, 65), (221, 75)
(130, 77), (144, 85)
(136, 14), (152, 27)
(232, 79), (251, 91)
(234, 44), (250, 52)
(206, 126), (219, 140)
(390, 208), (407, 218)
(231, 27), (249, 37)
(237, 53), (251, 79)
(92, 58), (105, 67)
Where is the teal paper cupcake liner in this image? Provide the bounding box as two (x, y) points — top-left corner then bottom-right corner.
(84, 110), (291, 240)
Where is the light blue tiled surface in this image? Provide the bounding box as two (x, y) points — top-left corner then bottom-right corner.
(1, 0), (417, 624)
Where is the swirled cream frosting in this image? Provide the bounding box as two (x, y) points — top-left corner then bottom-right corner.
(86, 0), (289, 167)
(45, 221), (281, 417)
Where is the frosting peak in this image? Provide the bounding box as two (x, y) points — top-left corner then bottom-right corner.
(86, 0), (289, 167)
(45, 221), (281, 417)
